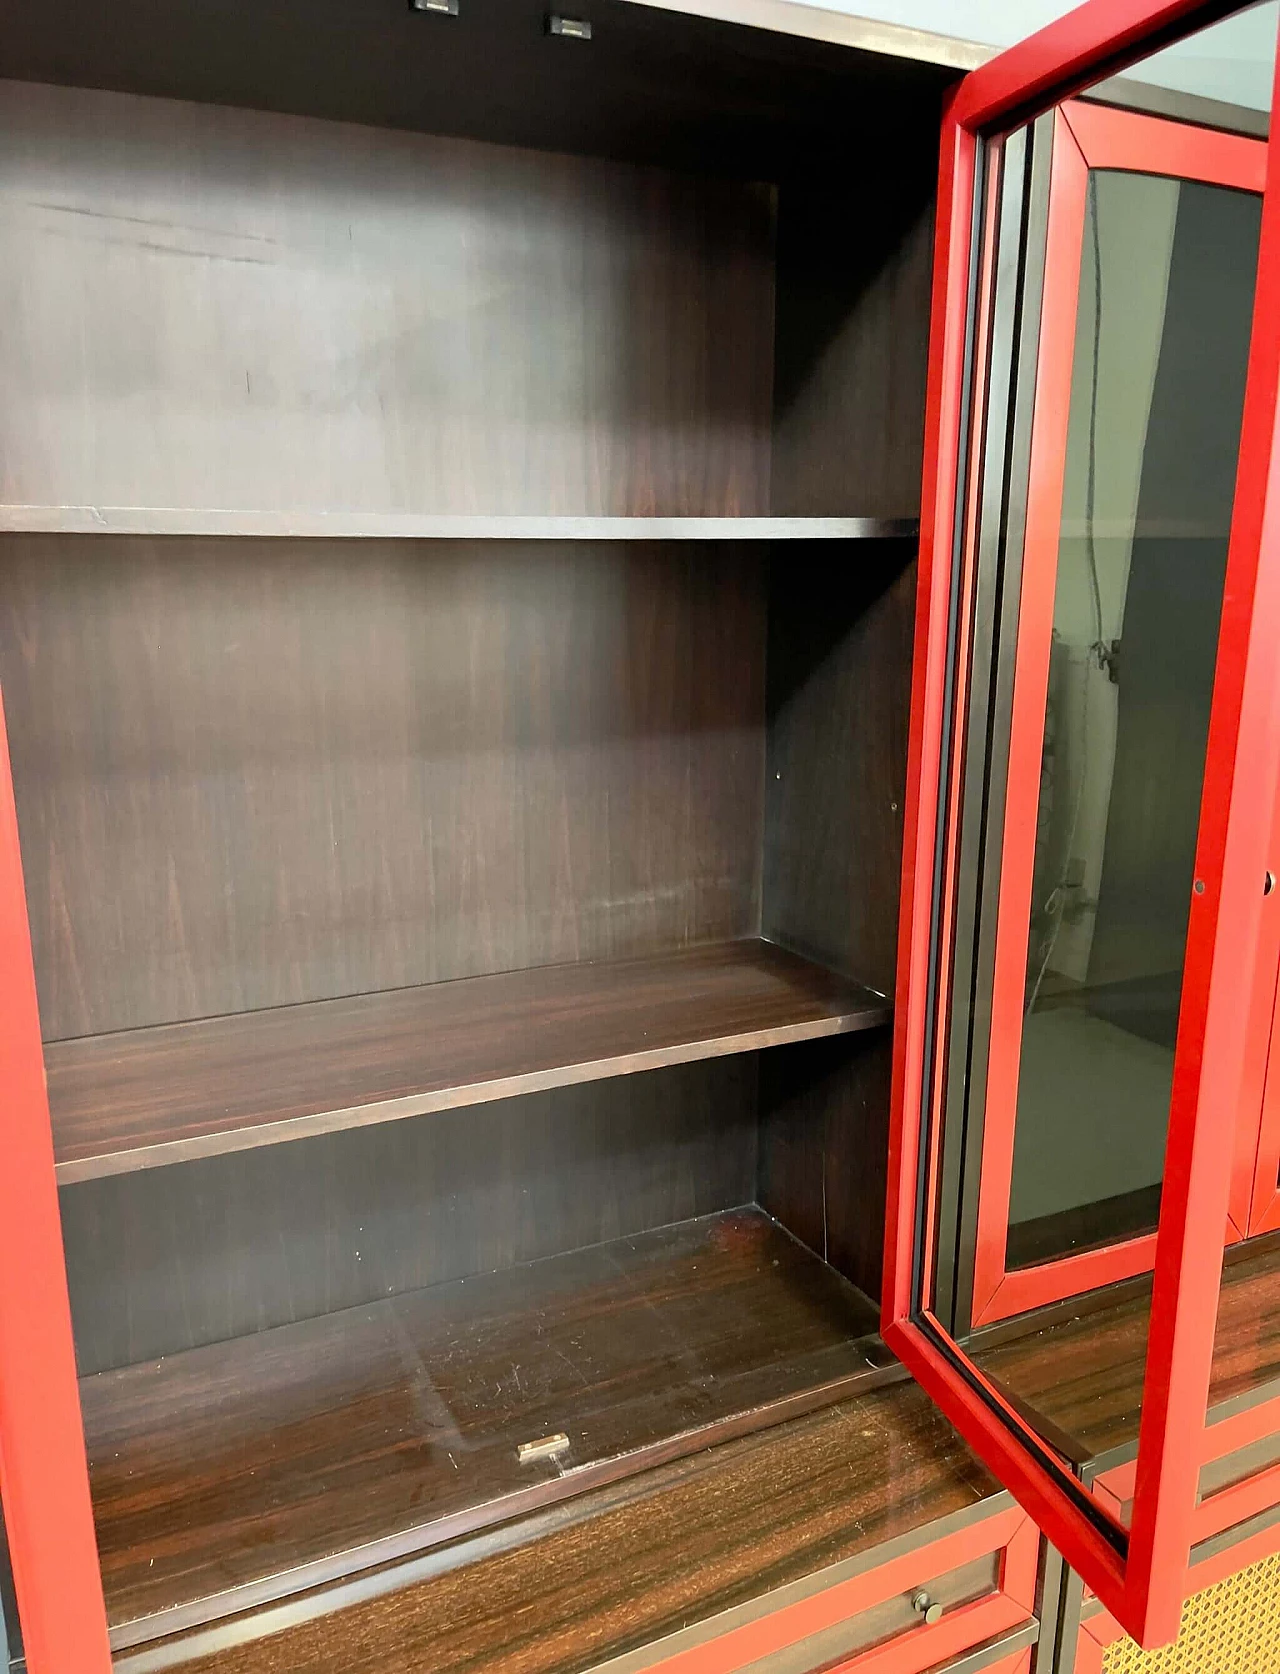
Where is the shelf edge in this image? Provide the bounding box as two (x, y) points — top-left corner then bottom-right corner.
(0, 509), (920, 541)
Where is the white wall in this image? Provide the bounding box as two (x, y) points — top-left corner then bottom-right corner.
(788, 0), (1278, 112)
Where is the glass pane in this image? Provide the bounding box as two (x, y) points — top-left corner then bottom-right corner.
(1007, 169), (1262, 1271)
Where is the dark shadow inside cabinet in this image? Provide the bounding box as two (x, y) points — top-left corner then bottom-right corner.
(0, 0), (945, 1653)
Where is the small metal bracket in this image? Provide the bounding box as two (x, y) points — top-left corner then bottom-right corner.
(547, 15), (592, 38)
(517, 1432), (571, 1464)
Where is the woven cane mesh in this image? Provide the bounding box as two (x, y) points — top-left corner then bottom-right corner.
(1100, 1550), (1280, 1673)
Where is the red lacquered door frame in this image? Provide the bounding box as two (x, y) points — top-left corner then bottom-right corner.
(967, 101), (1267, 1329)
(0, 688), (112, 1672)
(884, 0), (1280, 1649)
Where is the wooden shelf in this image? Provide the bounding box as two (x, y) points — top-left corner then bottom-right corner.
(0, 508), (918, 541)
(83, 1206), (886, 1651)
(47, 939), (889, 1182)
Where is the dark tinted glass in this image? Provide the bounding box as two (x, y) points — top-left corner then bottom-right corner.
(1007, 172), (1261, 1269)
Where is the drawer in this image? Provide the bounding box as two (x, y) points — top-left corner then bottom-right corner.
(1090, 1390), (1280, 1558)
(1193, 1392), (1280, 1551)
(748, 1627), (1035, 1674)
(606, 1501), (1039, 1674)
(752, 1633), (1030, 1674)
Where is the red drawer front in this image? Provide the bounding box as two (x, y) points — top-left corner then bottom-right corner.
(1093, 1391), (1280, 1549)
(644, 1503), (1039, 1674)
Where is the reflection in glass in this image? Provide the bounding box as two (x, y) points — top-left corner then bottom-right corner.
(1006, 169), (1261, 1270)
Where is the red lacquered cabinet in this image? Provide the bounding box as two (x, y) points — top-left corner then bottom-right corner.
(4, 0), (1280, 1670)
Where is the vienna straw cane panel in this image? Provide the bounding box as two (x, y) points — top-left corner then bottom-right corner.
(1102, 1551), (1280, 1674)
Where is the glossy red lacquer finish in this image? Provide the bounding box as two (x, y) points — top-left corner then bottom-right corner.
(646, 1507), (1037, 1674)
(884, 0), (1280, 1647)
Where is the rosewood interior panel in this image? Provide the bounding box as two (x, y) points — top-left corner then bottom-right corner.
(80, 1207), (882, 1646)
(771, 153), (937, 521)
(755, 543), (914, 1302)
(0, 534), (766, 1038)
(762, 544), (915, 993)
(0, 78), (775, 519)
(758, 1030), (894, 1302)
(61, 1056), (758, 1374)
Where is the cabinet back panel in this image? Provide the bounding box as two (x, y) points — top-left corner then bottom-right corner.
(0, 535), (766, 1039)
(0, 78), (774, 518)
(62, 1056), (759, 1374)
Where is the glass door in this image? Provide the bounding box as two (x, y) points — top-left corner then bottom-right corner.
(963, 98), (1266, 1328)
(885, 0), (1280, 1648)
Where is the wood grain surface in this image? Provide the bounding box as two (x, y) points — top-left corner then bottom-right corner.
(0, 79), (775, 520)
(0, 534), (767, 1040)
(48, 939), (886, 1178)
(758, 1029), (894, 1302)
(62, 1056), (760, 1375)
(763, 547), (916, 996)
(149, 1375), (1000, 1674)
(82, 1207), (884, 1646)
(771, 151), (937, 523)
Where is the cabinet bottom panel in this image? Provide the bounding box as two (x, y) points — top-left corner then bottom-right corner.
(82, 1204), (883, 1650)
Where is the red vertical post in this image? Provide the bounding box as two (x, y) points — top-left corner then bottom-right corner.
(0, 688), (111, 1671)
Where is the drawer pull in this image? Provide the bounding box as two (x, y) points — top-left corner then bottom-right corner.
(911, 1590), (943, 1626)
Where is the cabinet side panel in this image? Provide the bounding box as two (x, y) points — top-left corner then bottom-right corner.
(770, 142), (938, 520)
(762, 547), (915, 994)
(0, 535), (766, 1038)
(758, 1030), (892, 1301)
(0, 79), (775, 519)
(62, 1055), (759, 1373)
(758, 540), (915, 1303)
